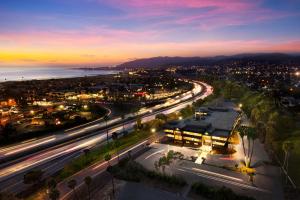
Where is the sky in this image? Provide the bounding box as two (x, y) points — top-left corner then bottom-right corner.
(0, 0), (300, 67)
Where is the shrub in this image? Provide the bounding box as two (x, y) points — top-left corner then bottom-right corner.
(191, 182), (255, 200)
(109, 160), (186, 187)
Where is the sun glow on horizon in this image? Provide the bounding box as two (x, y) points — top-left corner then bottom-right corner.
(0, 0), (300, 66)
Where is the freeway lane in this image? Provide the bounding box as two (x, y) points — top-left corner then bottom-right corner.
(0, 81), (212, 193)
(0, 80), (200, 162)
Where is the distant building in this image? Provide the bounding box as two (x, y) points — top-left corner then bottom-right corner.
(164, 106), (240, 149)
(31, 118), (45, 126)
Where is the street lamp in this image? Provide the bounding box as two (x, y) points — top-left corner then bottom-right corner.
(179, 116), (183, 120)
(151, 128), (156, 133)
(238, 103), (243, 109)
(30, 110), (34, 115)
(83, 105), (88, 110)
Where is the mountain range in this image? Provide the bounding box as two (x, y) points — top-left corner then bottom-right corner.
(116, 53), (300, 69)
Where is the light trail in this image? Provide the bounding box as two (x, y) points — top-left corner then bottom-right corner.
(0, 81), (212, 186)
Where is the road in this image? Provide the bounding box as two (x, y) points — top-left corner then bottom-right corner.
(0, 81), (213, 194)
(0, 80), (201, 162)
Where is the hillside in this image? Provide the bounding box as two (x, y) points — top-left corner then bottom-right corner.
(116, 53), (300, 69)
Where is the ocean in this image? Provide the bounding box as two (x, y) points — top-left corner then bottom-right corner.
(0, 67), (119, 82)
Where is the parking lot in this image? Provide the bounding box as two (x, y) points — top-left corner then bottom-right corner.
(134, 142), (274, 200)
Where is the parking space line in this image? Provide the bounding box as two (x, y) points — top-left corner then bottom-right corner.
(176, 168), (271, 194)
(144, 149), (165, 160)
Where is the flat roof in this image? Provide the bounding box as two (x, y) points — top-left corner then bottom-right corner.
(164, 106), (239, 137)
(182, 124), (210, 133)
(163, 120), (185, 129)
(212, 129), (231, 137)
(197, 107), (239, 131)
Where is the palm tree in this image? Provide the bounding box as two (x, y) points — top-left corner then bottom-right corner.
(282, 141), (294, 183)
(256, 121), (266, 143)
(239, 126), (256, 168)
(248, 130), (257, 167)
(104, 154), (115, 196)
(84, 176), (92, 200)
(239, 127), (247, 164)
(67, 179), (79, 200)
(104, 115), (109, 145)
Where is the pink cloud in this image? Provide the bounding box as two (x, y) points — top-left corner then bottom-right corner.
(0, 27), (164, 48)
(100, 0), (290, 30)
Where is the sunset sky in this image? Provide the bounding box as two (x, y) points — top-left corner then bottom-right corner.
(0, 0), (300, 67)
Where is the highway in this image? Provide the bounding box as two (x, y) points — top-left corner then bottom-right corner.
(0, 81), (213, 193)
(0, 80), (198, 162)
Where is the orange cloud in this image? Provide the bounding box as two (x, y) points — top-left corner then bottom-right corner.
(1, 38), (300, 67)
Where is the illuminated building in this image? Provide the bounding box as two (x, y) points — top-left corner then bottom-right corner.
(164, 107), (240, 149)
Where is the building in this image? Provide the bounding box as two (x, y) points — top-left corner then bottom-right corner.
(164, 106), (240, 149)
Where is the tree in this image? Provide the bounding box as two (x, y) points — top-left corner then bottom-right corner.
(111, 132), (120, 163)
(84, 176), (92, 200)
(248, 130), (258, 167)
(256, 121), (266, 143)
(104, 115), (110, 145)
(121, 114), (126, 132)
(104, 153), (115, 196)
(282, 141), (294, 183)
(2, 123), (16, 139)
(239, 127), (256, 168)
(47, 178), (57, 189)
(155, 113), (168, 122)
(83, 148), (90, 157)
(156, 150), (184, 174)
(104, 153), (111, 163)
(48, 188), (60, 200)
(239, 127), (247, 164)
(23, 170), (44, 186)
(67, 179), (79, 200)
(0, 192), (18, 200)
(136, 117), (142, 130)
(265, 121), (277, 148)
(111, 132), (118, 140)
